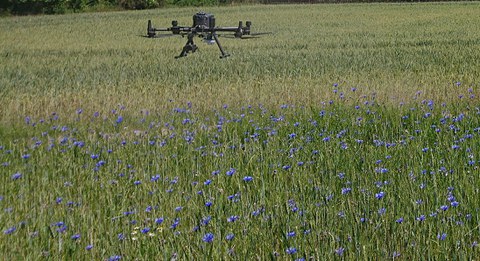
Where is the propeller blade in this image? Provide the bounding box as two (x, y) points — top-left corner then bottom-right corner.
(218, 32), (272, 39)
(139, 34), (179, 39)
(249, 32), (273, 36)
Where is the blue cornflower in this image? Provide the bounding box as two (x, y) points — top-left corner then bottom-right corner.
(341, 187), (352, 195)
(243, 176), (253, 182)
(150, 175), (160, 182)
(116, 116), (123, 124)
(375, 191), (385, 200)
(440, 205), (449, 211)
(141, 227), (150, 234)
(202, 232), (214, 243)
(205, 201), (213, 207)
(335, 247), (345, 256)
(71, 233), (81, 240)
(287, 231), (296, 238)
(227, 215), (239, 223)
(286, 247), (297, 255)
(108, 255), (121, 261)
(226, 168), (236, 176)
(21, 154), (30, 159)
(378, 208), (386, 215)
(85, 244), (93, 250)
(204, 179), (212, 185)
(175, 206), (183, 212)
(437, 233), (447, 241)
(155, 217), (164, 225)
(416, 215), (426, 222)
(225, 233), (235, 241)
(11, 172), (22, 180)
(4, 226), (16, 235)
(201, 216), (211, 226)
(57, 225), (67, 233)
(117, 233), (125, 240)
(133, 180), (141, 185)
(451, 201), (459, 207)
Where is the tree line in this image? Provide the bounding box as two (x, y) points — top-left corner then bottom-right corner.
(0, 0), (466, 15)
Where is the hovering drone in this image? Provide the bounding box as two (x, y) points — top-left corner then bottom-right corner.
(146, 12), (269, 58)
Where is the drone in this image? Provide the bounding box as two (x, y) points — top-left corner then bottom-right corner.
(146, 12), (269, 58)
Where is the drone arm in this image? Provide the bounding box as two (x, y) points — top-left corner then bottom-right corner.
(147, 20), (193, 37)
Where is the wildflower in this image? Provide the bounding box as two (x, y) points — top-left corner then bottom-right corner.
(416, 215), (426, 222)
(335, 247), (345, 256)
(141, 227), (150, 234)
(201, 216), (211, 226)
(108, 255), (121, 261)
(4, 226), (16, 235)
(226, 168), (236, 176)
(227, 215), (239, 223)
(205, 201), (213, 207)
(85, 245), (93, 250)
(375, 191), (385, 200)
(437, 233), (447, 241)
(225, 233), (235, 241)
(243, 176), (253, 182)
(287, 231), (296, 238)
(202, 232), (214, 243)
(116, 116), (123, 124)
(286, 247), (297, 255)
(71, 233), (81, 240)
(11, 173), (22, 180)
(341, 187), (351, 195)
(155, 218), (164, 225)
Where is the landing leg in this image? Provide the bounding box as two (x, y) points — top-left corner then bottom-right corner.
(212, 33), (230, 59)
(175, 32), (198, 59)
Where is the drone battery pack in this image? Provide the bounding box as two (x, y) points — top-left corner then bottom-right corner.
(193, 12), (215, 29)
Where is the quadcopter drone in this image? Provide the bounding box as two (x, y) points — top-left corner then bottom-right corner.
(146, 12), (269, 58)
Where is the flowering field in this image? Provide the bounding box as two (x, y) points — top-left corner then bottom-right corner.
(1, 2), (480, 260)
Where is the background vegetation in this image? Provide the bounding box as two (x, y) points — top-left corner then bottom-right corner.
(1, 3), (479, 259)
(0, 0), (475, 15)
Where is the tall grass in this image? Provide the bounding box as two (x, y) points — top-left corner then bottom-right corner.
(1, 2), (480, 260)
(1, 84), (479, 259)
(1, 3), (480, 122)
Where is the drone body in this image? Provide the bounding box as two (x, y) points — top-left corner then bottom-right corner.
(146, 12), (267, 58)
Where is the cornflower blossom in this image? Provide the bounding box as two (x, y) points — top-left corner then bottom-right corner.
(243, 176), (253, 182)
(202, 233), (214, 243)
(286, 247), (297, 255)
(4, 226), (16, 235)
(335, 247), (345, 256)
(11, 173), (22, 180)
(225, 233), (235, 241)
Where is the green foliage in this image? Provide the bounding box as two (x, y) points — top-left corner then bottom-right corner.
(118, 0), (163, 9)
(165, 0), (217, 6)
(1, 3), (480, 259)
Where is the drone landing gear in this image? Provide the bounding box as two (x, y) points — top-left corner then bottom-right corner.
(175, 33), (198, 59)
(175, 32), (230, 59)
(212, 33), (230, 59)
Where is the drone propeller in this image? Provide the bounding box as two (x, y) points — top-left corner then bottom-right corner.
(139, 34), (179, 39)
(220, 32), (272, 39)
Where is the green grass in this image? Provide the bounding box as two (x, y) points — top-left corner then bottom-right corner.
(1, 3), (480, 122)
(1, 2), (480, 260)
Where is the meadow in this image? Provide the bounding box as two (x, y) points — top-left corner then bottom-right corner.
(1, 2), (480, 260)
